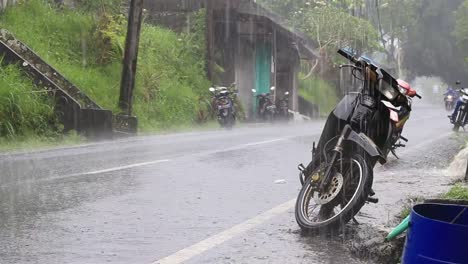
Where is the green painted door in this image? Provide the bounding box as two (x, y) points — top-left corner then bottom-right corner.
(254, 41), (271, 115)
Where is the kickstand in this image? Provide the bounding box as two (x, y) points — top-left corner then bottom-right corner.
(391, 149), (399, 159)
(352, 217), (360, 225)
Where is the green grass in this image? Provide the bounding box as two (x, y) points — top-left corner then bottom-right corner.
(0, 0), (211, 139)
(0, 132), (84, 152)
(444, 184), (468, 200)
(298, 75), (339, 115)
(0, 63), (77, 149)
(0, 64), (61, 138)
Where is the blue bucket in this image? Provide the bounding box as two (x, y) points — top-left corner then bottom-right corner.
(402, 203), (468, 264)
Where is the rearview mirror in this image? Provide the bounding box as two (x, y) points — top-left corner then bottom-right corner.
(209, 87), (215, 92)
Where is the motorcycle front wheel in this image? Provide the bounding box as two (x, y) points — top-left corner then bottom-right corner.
(453, 110), (467, 132)
(445, 102), (452, 111)
(295, 154), (373, 233)
(225, 114), (235, 130)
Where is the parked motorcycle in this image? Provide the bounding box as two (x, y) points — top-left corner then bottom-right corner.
(209, 83), (237, 129)
(295, 48), (421, 232)
(451, 88), (468, 132)
(252, 86), (276, 122)
(276, 91), (293, 121)
(444, 94), (456, 111)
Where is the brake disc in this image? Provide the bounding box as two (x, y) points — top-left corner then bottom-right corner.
(313, 173), (344, 205)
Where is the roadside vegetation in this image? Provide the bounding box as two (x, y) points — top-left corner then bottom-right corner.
(444, 184), (468, 200)
(0, 0), (211, 147)
(298, 76), (338, 115)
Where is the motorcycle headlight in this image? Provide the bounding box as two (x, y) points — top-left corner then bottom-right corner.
(447, 95), (453, 99)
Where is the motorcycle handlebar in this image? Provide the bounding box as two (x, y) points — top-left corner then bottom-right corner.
(415, 94), (422, 99)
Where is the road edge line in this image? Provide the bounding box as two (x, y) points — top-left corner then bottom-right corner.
(152, 198), (296, 264)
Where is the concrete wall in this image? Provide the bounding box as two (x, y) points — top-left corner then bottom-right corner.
(275, 32), (299, 111)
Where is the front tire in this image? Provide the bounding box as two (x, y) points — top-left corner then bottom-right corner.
(295, 154), (373, 233)
(225, 114), (235, 130)
(453, 110), (466, 132)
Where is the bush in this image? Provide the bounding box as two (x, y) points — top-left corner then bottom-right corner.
(298, 75), (338, 115)
(0, 65), (60, 138)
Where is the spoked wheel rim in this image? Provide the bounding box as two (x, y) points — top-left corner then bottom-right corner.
(299, 158), (363, 225)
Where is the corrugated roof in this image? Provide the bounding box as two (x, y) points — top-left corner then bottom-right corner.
(234, 0), (320, 59)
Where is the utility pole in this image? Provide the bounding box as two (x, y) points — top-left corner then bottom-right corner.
(205, 0), (214, 81)
(119, 0), (144, 116)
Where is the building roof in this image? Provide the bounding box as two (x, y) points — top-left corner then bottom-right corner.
(235, 0), (319, 59)
(144, 0), (319, 59)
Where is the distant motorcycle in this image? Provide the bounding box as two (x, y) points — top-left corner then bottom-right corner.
(276, 91), (293, 121)
(252, 86), (276, 122)
(210, 83), (237, 129)
(444, 94), (456, 111)
(450, 88), (468, 132)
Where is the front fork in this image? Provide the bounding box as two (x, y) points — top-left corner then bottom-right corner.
(298, 125), (352, 191)
(318, 125), (352, 192)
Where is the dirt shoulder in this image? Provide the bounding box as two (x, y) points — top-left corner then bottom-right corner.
(346, 136), (466, 264)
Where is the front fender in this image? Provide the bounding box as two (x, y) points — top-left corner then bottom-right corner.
(346, 129), (386, 164)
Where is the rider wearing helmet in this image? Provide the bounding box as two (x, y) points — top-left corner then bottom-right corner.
(449, 81), (463, 123)
(445, 81), (460, 96)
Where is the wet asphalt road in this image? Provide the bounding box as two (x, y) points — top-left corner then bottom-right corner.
(0, 104), (463, 264)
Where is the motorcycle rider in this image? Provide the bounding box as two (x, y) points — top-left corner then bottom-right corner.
(449, 81), (463, 123)
(445, 87), (458, 97)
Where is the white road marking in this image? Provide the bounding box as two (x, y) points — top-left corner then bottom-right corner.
(70, 159), (172, 176)
(49, 137), (293, 181)
(152, 199), (296, 264)
(242, 138), (288, 147)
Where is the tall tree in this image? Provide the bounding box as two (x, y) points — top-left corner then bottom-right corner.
(453, 0), (468, 64)
(402, 0), (465, 82)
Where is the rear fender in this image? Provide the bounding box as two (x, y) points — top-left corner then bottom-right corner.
(346, 129), (386, 164)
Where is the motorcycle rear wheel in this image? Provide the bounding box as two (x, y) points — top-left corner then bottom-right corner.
(295, 154), (373, 233)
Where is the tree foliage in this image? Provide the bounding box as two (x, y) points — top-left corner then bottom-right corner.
(403, 0), (465, 82)
(453, 0), (468, 63)
(260, 0), (380, 57)
(297, 5), (379, 55)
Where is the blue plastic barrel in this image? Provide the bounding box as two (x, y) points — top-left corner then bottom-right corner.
(402, 203), (468, 264)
